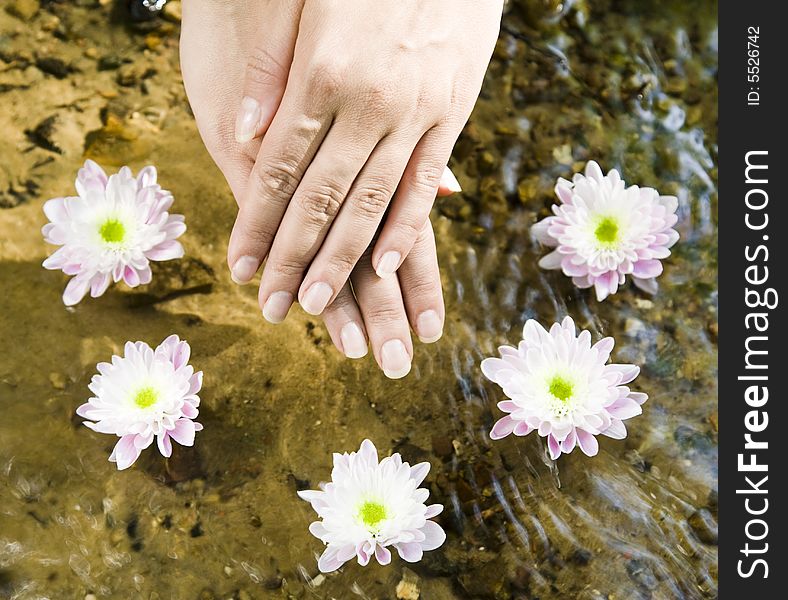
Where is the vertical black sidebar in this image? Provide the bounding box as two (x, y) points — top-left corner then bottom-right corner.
(719, 1), (786, 596)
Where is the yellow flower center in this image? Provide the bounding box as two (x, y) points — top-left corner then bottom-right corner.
(594, 217), (619, 245)
(99, 219), (126, 243)
(133, 386), (158, 409)
(549, 375), (574, 403)
(358, 501), (387, 530)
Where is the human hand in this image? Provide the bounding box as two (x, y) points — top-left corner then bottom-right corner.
(225, 0), (503, 321)
(180, 0), (468, 377)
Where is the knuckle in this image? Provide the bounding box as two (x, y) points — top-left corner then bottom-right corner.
(297, 184), (345, 221)
(253, 161), (301, 203)
(391, 219), (423, 244)
(352, 184), (391, 219)
(238, 219), (275, 250)
(400, 276), (439, 301)
(246, 46), (287, 88)
(410, 162), (445, 196)
(308, 61), (344, 98)
(268, 258), (306, 279)
(365, 303), (404, 326)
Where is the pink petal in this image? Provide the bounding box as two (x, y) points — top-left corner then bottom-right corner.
(629, 392), (648, 405)
(396, 542), (424, 563)
(410, 462), (430, 486)
(490, 416), (516, 440)
(632, 259), (663, 279)
(607, 398), (643, 420)
(420, 520), (446, 551)
(605, 364), (639, 384)
(169, 418), (196, 446)
(63, 276), (91, 306)
(601, 420), (627, 440)
(632, 277), (659, 295)
(146, 240), (184, 261)
(157, 433), (173, 458)
(375, 544), (392, 565)
(110, 435), (143, 470)
(575, 429), (599, 457)
(538, 250), (563, 270)
(547, 434), (561, 460)
(317, 547), (345, 573)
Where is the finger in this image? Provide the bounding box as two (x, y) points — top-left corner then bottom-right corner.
(234, 3), (304, 143)
(351, 247), (413, 379)
(258, 122), (379, 321)
(398, 220), (445, 343)
(320, 283), (369, 359)
(295, 132), (415, 318)
(372, 121), (462, 277)
(227, 99), (331, 285)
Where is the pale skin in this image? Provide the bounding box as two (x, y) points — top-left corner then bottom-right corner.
(181, 0), (503, 378)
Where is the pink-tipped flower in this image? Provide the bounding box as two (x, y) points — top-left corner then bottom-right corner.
(298, 439), (446, 573)
(42, 160), (186, 306)
(482, 317), (647, 460)
(76, 335), (203, 470)
(532, 161), (679, 301)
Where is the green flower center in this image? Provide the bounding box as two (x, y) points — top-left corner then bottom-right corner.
(549, 376), (574, 403)
(358, 501), (387, 530)
(133, 386), (158, 409)
(99, 219), (126, 243)
(594, 217), (619, 245)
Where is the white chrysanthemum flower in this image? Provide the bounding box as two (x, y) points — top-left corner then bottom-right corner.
(532, 161), (679, 301)
(76, 335), (203, 470)
(42, 160), (186, 306)
(482, 317), (647, 460)
(298, 439), (446, 573)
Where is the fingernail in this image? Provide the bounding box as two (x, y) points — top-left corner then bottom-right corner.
(235, 96), (262, 143)
(340, 322), (368, 359)
(231, 255), (259, 285)
(440, 166), (462, 193)
(380, 339), (411, 379)
(300, 282), (333, 315)
(416, 310), (443, 343)
(375, 251), (401, 278)
(262, 291), (293, 324)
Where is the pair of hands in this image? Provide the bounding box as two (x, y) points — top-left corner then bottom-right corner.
(180, 0), (502, 377)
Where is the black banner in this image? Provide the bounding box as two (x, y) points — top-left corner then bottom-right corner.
(719, 2), (787, 595)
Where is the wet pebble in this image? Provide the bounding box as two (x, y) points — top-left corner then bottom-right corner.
(688, 508), (718, 545)
(5, 0), (38, 20)
(396, 568), (421, 599)
(625, 558), (659, 591)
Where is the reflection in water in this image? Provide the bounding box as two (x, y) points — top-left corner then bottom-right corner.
(0, 0), (717, 598)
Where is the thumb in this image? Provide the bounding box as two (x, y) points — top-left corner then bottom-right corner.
(234, 3), (304, 144)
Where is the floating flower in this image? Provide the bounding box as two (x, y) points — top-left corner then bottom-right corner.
(42, 160), (186, 306)
(482, 317), (647, 459)
(532, 161), (679, 301)
(76, 335), (203, 470)
(298, 439), (445, 573)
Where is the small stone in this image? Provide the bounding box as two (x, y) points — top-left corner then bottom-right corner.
(396, 567), (420, 600)
(162, 0), (182, 23)
(49, 372), (66, 390)
(552, 144), (573, 165)
(84, 48), (99, 59)
(431, 435), (453, 459)
(626, 558), (658, 591)
(6, 0), (39, 20)
(145, 34), (162, 51)
(35, 57), (71, 79)
(688, 508), (718, 545)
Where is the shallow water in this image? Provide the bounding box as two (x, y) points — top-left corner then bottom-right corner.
(0, 1), (717, 598)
